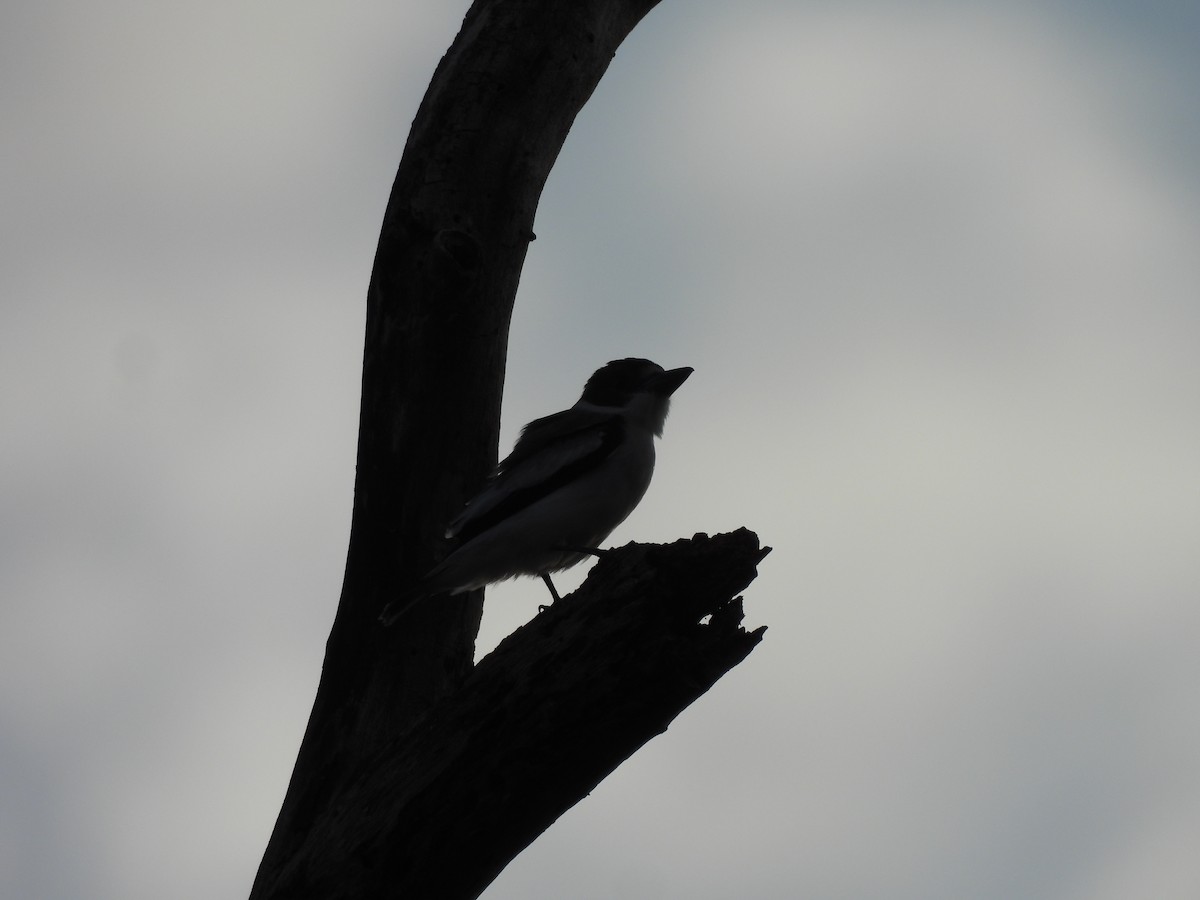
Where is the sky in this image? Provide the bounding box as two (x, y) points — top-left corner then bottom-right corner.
(2, 1), (1199, 898)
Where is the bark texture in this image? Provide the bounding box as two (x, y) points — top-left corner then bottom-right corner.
(251, 3), (767, 898)
(260, 532), (767, 899)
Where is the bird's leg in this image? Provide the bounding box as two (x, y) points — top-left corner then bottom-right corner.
(538, 572), (561, 612)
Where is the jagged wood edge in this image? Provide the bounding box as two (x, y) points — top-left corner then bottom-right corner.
(285, 529), (768, 899)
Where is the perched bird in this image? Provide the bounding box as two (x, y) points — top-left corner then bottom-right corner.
(379, 358), (692, 625)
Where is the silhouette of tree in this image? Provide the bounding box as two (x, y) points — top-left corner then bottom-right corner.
(250, 4), (766, 897)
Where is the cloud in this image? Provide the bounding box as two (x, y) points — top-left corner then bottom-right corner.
(3, 2), (1199, 899)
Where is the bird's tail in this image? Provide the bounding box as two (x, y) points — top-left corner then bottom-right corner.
(378, 591), (422, 627)
(377, 562), (461, 626)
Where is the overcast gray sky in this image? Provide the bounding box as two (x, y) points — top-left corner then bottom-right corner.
(3, 2), (1200, 898)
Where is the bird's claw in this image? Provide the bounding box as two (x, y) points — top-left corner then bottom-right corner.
(539, 572), (562, 605)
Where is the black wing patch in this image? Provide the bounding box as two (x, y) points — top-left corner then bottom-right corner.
(451, 412), (625, 545)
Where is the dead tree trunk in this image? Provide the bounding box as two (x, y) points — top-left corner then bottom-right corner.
(250, 3), (767, 898)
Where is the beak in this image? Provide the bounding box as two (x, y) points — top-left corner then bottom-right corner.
(648, 366), (693, 396)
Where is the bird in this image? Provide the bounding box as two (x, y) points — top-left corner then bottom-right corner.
(379, 358), (692, 625)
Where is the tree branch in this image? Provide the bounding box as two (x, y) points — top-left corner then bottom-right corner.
(261, 530), (767, 899)
(250, 3), (770, 898)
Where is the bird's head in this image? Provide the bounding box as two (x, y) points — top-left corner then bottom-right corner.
(579, 358), (693, 435)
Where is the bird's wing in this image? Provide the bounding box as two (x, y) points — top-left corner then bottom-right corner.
(500, 405), (616, 470)
(446, 407), (623, 544)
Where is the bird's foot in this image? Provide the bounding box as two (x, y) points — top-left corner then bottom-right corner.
(538, 572), (562, 612)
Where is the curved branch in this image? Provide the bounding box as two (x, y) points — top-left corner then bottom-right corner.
(250, 4), (773, 899)
(263, 531), (768, 900)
